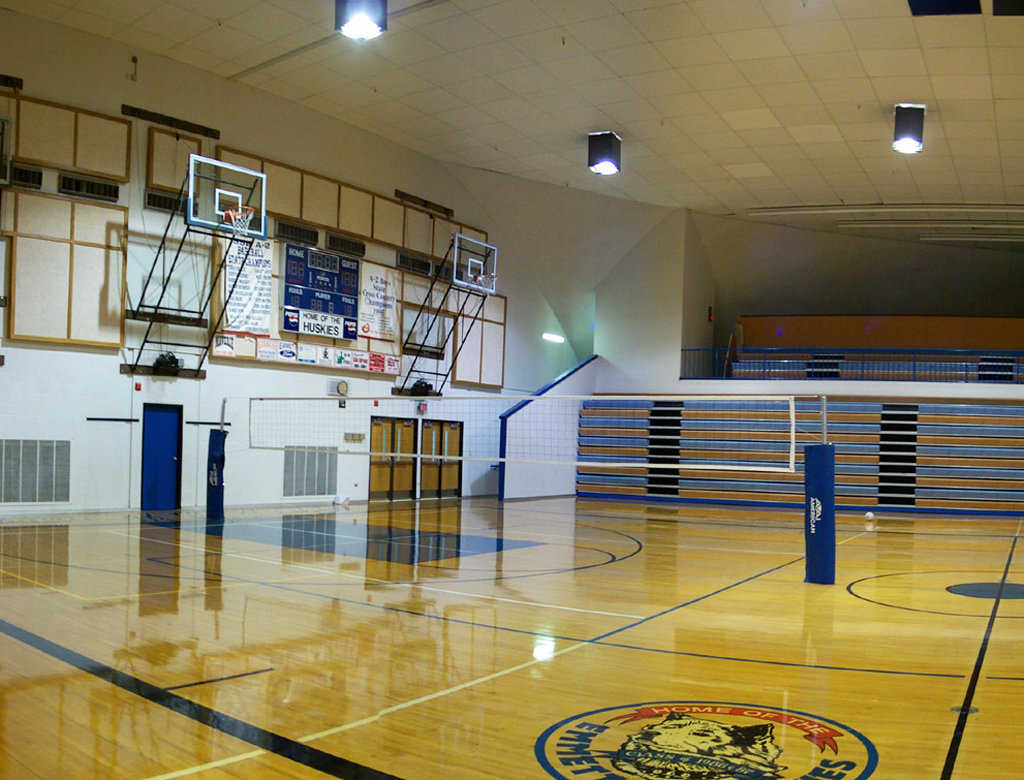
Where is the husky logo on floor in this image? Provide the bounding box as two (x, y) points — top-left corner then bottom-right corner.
(535, 702), (877, 780)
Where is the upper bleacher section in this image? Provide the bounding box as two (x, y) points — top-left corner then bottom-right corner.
(683, 315), (1024, 384)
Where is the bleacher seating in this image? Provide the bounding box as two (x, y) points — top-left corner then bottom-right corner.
(576, 398), (1024, 513)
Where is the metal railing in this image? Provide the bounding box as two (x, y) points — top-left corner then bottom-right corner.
(681, 346), (1024, 384)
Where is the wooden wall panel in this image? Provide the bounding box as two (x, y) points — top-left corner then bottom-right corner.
(264, 161), (302, 219)
(73, 203), (125, 247)
(16, 193), (71, 240)
(16, 100), (75, 168)
(339, 185), (372, 236)
(69, 245), (122, 345)
(75, 113), (130, 180)
(12, 237), (70, 340)
(373, 197), (403, 246)
(149, 127), (201, 191)
(219, 148), (261, 171)
(454, 316), (482, 384)
(481, 321), (504, 386)
(433, 218), (457, 257)
(302, 173), (339, 228)
(484, 295), (505, 323)
(404, 208), (432, 256)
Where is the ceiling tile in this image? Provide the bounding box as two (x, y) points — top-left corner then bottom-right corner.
(924, 47), (990, 76)
(417, 14), (499, 51)
(673, 113), (731, 134)
(811, 78), (877, 102)
(859, 49), (928, 78)
(797, 51), (867, 80)
(598, 43), (673, 76)
(789, 124), (845, 144)
(565, 14), (645, 51)
(543, 54), (617, 84)
(996, 100), (1024, 123)
(983, 16), (1024, 47)
(472, 1), (556, 37)
(756, 144), (812, 162)
(690, 0), (773, 33)
(714, 28), (791, 61)
(779, 22), (855, 55)
(573, 78), (639, 104)
(689, 129), (748, 150)
(492, 64), (558, 95)
(870, 76), (935, 104)
(376, 30), (448, 66)
(704, 87), (766, 112)
(931, 75), (992, 100)
(737, 126), (798, 146)
(624, 70), (695, 98)
(757, 82), (823, 106)
(845, 18), (919, 50)
(505, 28), (587, 62)
(682, 62), (749, 90)
(989, 47), (1024, 75)
(774, 103), (835, 125)
(543, 0), (620, 25)
(935, 99), (995, 121)
(657, 91), (716, 116)
(736, 57), (806, 85)
(913, 16), (986, 48)
(762, 0), (842, 25)
(625, 5), (707, 41)
(721, 108), (781, 130)
(725, 161), (775, 178)
(655, 35), (730, 67)
(446, 76), (517, 102)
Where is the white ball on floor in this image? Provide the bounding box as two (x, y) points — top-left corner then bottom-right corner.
(864, 511), (875, 520)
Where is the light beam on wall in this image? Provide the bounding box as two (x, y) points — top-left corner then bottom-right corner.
(542, 333), (565, 344)
(336, 0), (387, 40)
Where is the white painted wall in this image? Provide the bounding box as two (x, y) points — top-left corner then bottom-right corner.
(502, 357), (602, 501)
(594, 210), (687, 391)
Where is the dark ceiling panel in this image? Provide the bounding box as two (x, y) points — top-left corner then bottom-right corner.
(907, 0), (981, 13)
(994, 0), (1024, 14)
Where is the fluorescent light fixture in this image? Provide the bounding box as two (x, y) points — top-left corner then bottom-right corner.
(747, 205), (1024, 217)
(588, 131), (621, 175)
(542, 332), (565, 344)
(893, 103), (925, 154)
(336, 0), (387, 40)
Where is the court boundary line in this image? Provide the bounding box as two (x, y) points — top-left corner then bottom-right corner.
(164, 667), (274, 692)
(940, 526), (1020, 780)
(0, 618), (396, 780)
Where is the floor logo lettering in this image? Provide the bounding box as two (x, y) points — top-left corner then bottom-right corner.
(535, 701), (877, 780)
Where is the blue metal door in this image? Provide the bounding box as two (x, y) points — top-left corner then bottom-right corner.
(142, 404), (182, 511)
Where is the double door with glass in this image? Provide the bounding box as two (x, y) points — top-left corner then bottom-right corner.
(420, 420), (463, 499)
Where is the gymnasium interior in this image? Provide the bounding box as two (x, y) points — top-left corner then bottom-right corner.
(2, 1), (1024, 778)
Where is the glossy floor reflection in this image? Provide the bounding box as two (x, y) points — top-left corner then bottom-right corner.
(0, 498), (1021, 778)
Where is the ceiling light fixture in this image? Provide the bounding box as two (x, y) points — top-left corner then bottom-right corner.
(542, 333), (565, 344)
(336, 0), (387, 40)
(893, 103), (925, 154)
(588, 131), (621, 175)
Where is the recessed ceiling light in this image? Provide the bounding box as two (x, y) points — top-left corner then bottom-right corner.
(893, 103), (925, 154)
(588, 131), (621, 175)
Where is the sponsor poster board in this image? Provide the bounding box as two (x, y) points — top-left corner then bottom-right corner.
(212, 334), (235, 357)
(297, 343), (318, 365)
(358, 261), (399, 341)
(223, 239), (274, 336)
(256, 338), (278, 361)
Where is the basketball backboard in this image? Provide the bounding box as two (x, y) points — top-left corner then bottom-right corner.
(187, 153), (266, 239)
(452, 232), (497, 295)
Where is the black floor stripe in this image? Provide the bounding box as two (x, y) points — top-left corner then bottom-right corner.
(165, 667), (274, 691)
(0, 619), (399, 779)
(940, 536), (1018, 780)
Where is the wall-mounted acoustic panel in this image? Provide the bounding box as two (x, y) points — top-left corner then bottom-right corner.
(461, 225), (488, 244)
(484, 294), (506, 324)
(480, 321), (505, 387)
(373, 196), (403, 246)
(11, 237), (71, 341)
(15, 192), (71, 240)
(302, 173), (339, 228)
(263, 160), (301, 219)
(148, 127), (201, 192)
(73, 202), (125, 248)
(433, 218), (457, 258)
(403, 207), (432, 256)
(69, 245), (123, 345)
(453, 314), (483, 385)
(0, 117), (9, 185)
(17, 99), (75, 169)
(75, 113), (130, 180)
(339, 185), (373, 237)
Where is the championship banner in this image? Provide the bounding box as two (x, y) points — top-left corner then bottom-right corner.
(223, 239), (273, 335)
(281, 244), (359, 338)
(358, 262), (398, 341)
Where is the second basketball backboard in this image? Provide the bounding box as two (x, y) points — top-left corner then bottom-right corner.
(187, 153), (267, 239)
(452, 232), (498, 295)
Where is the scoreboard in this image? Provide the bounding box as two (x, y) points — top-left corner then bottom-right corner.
(281, 244), (359, 339)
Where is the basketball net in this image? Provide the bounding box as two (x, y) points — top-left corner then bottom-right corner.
(225, 206), (255, 237)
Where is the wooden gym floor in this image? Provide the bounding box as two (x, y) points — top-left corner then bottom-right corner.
(0, 497), (1021, 779)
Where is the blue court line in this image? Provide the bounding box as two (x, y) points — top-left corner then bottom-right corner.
(587, 555), (806, 643)
(0, 619), (395, 779)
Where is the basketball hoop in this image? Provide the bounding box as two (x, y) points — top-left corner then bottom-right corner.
(224, 205), (255, 237)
